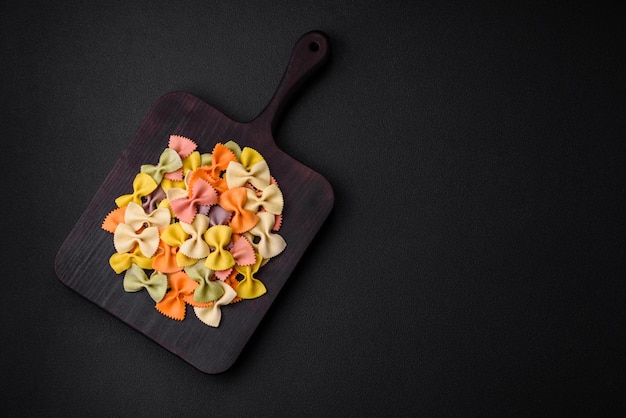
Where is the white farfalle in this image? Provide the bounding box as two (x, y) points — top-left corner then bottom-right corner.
(165, 186), (188, 202)
(245, 212), (286, 259)
(113, 223), (160, 257)
(193, 281), (237, 327)
(244, 184), (284, 215)
(124, 202), (171, 230)
(179, 214), (210, 259)
(225, 160), (271, 191)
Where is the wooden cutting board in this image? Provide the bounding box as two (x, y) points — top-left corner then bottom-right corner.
(55, 31), (333, 374)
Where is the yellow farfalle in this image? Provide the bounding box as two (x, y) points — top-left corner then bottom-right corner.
(161, 222), (187, 246)
(204, 225), (235, 271)
(235, 253), (266, 299)
(160, 178), (185, 192)
(239, 147), (265, 169)
(182, 151), (202, 176)
(109, 247), (154, 274)
(161, 222), (197, 267)
(115, 173), (158, 208)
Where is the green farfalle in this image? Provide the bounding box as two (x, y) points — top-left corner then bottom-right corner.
(140, 148), (183, 184)
(223, 140), (242, 160)
(184, 259), (225, 303)
(123, 264), (167, 303)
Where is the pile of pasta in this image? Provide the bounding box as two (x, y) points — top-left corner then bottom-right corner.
(102, 135), (286, 327)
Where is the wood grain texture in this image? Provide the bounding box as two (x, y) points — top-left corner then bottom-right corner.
(55, 31), (333, 374)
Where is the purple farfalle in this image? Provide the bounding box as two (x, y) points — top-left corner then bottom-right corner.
(142, 186), (166, 213)
(207, 204), (233, 227)
(197, 205), (211, 216)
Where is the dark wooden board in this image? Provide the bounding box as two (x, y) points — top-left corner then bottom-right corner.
(55, 31), (333, 374)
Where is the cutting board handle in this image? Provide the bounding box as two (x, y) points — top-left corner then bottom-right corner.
(251, 31), (330, 135)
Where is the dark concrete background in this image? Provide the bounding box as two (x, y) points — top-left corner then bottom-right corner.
(2, 1), (625, 415)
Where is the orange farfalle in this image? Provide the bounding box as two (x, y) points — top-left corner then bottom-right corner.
(192, 166), (229, 194)
(183, 294), (215, 308)
(102, 206), (127, 233)
(152, 240), (183, 273)
(189, 144), (237, 193)
(219, 187), (258, 233)
(207, 143), (237, 180)
(155, 272), (198, 320)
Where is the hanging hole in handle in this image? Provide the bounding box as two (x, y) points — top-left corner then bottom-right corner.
(309, 41), (320, 52)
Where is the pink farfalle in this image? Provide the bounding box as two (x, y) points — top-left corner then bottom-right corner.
(168, 178), (218, 224)
(273, 213), (283, 231)
(164, 167), (184, 181)
(230, 235), (256, 266)
(168, 134), (197, 159)
(214, 268), (233, 281)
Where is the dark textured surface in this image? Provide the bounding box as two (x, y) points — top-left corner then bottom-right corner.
(2, 1), (625, 415)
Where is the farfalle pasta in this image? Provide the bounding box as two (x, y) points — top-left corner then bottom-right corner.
(102, 135), (286, 327)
